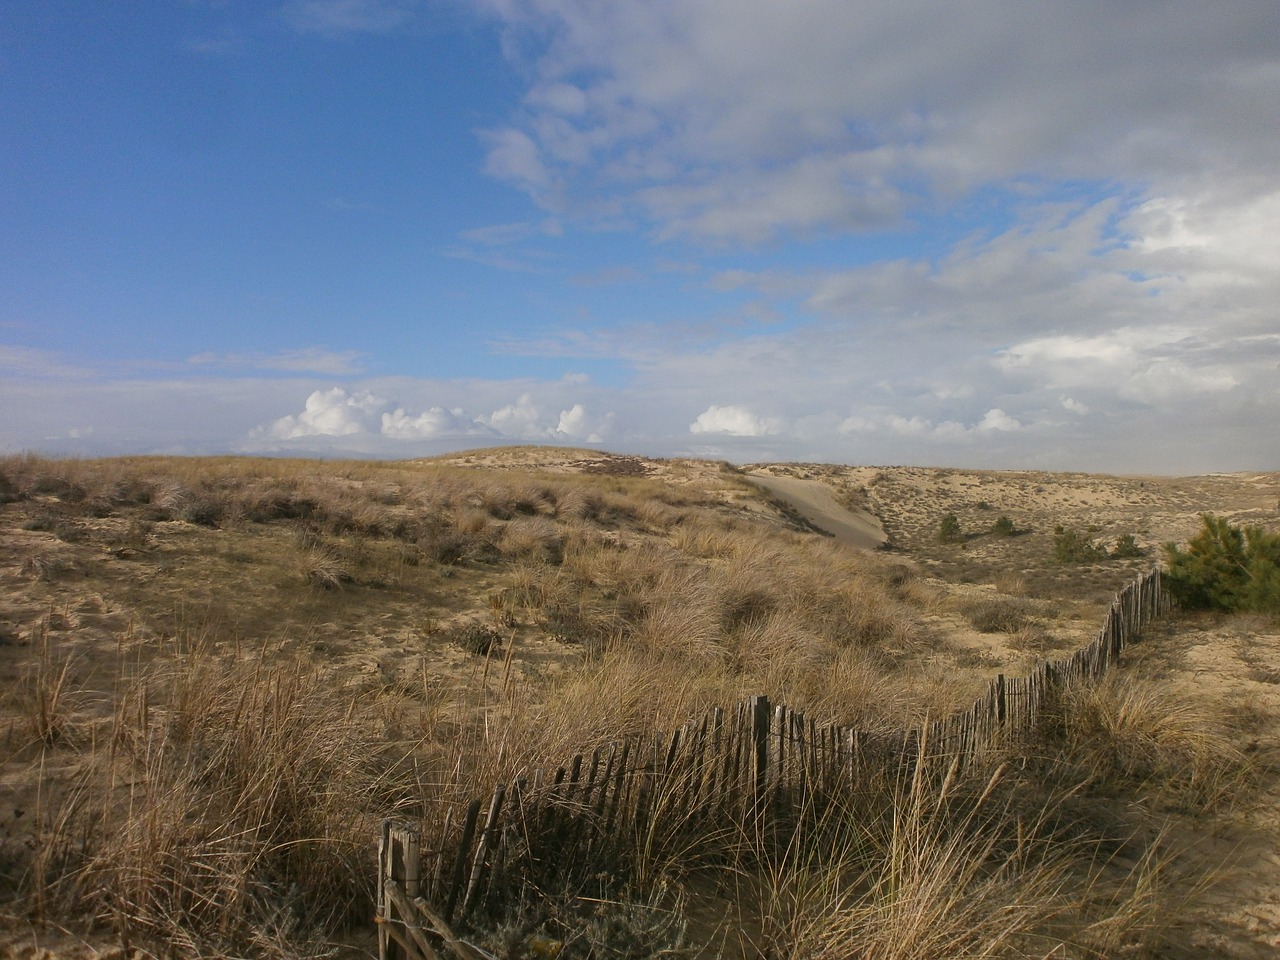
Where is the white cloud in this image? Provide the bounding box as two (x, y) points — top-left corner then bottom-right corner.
(1060, 396), (1089, 415)
(689, 404), (777, 437)
(996, 327), (1242, 404)
(459, 218), (564, 246)
(254, 387), (615, 447)
(481, 393), (543, 437)
(838, 415), (877, 434)
(0, 346), (96, 380)
(555, 403), (613, 443)
(481, 0), (1280, 244)
(482, 129), (554, 194)
(888, 415), (929, 437)
(978, 408), (1020, 432)
(381, 406), (473, 439)
(266, 387), (387, 439)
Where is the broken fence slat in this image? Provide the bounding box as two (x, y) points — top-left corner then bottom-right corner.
(382, 880), (443, 960)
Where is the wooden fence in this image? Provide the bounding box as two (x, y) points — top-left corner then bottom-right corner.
(377, 568), (1170, 960)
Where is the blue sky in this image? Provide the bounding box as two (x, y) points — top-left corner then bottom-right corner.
(3, 0), (1278, 472)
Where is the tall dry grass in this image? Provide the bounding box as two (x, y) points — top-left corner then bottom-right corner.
(28, 653), (425, 957)
(1038, 674), (1251, 810)
(753, 766), (1068, 960)
(0, 453), (1248, 957)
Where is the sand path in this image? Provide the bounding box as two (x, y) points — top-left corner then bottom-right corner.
(745, 473), (888, 550)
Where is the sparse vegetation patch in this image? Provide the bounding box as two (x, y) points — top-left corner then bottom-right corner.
(1053, 526), (1108, 564)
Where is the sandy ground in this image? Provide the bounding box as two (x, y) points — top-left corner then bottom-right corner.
(1143, 615), (1280, 960)
(743, 473), (888, 550)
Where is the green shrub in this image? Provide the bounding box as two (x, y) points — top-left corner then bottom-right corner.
(1111, 534), (1145, 559)
(1164, 514), (1280, 614)
(938, 513), (963, 543)
(1053, 527), (1106, 564)
(991, 515), (1017, 537)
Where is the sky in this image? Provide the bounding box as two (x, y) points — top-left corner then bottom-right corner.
(3, 0), (1278, 474)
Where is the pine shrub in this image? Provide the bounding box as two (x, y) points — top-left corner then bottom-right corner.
(939, 513), (963, 543)
(991, 515), (1017, 537)
(1164, 514), (1280, 614)
(1111, 534), (1145, 559)
(1053, 527), (1106, 564)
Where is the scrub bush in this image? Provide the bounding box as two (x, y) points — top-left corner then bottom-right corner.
(1164, 514), (1280, 614)
(939, 513), (963, 543)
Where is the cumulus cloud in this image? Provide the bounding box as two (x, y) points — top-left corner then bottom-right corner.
(481, 393), (543, 437)
(381, 406), (473, 439)
(689, 404), (778, 437)
(978, 409), (1020, 432)
(266, 388), (387, 439)
(245, 386), (615, 452)
(880, 409), (1018, 439)
(555, 403), (613, 443)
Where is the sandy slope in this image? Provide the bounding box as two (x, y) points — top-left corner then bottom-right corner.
(744, 473), (888, 550)
(1148, 616), (1280, 960)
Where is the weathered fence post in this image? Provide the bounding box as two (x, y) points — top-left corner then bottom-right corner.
(443, 799), (482, 922)
(379, 819), (422, 960)
(461, 783), (506, 919)
(749, 694), (771, 823)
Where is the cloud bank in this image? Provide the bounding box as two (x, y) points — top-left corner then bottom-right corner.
(251, 386), (615, 452)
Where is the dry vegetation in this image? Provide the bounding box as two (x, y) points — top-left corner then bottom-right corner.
(0, 449), (1277, 958)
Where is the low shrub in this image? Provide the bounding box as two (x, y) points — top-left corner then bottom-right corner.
(1164, 514), (1280, 614)
(449, 622), (504, 656)
(960, 597), (1033, 633)
(1111, 533), (1145, 559)
(1053, 527), (1107, 564)
(180, 497), (224, 527)
(938, 513), (963, 544)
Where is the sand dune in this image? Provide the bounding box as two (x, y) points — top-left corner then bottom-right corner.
(745, 472), (888, 550)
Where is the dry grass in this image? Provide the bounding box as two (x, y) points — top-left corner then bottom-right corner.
(18, 621), (79, 747)
(0, 452), (1267, 957)
(760, 770), (1069, 960)
(1040, 675), (1251, 810)
(298, 545), (352, 589)
(13, 652), (427, 957)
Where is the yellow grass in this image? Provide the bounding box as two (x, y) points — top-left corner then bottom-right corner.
(0, 451), (1269, 957)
